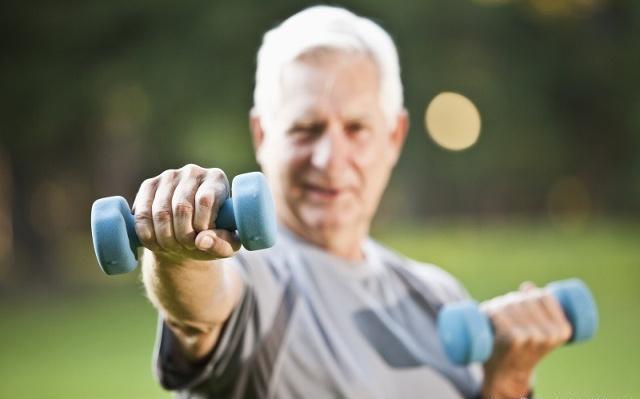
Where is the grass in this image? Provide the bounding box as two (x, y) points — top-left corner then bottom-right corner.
(0, 220), (637, 398)
(0, 287), (170, 399)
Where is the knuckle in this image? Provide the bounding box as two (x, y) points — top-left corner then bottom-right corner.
(182, 163), (199, 171)
(502, 329), (528, 347)
(213, 181), (229, 198)
(513, 293), (530, 307)
(160, 169), (177, 180)
(511, 335), (528, 348)
(173, 201), (194, 217)
(208, 168), (229, 185)
(153, 208), (172, 223)
(529, 333), (546, 347)
(181, 163), (204, 176)
(208, 167), (225, 177)
(196, 192), (214, 209)
(140, 177), (157, 189)
(134, 210), (153, 223)
(530, 290), (545, 302)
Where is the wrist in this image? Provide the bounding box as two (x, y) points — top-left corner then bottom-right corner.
(144, 248), (218, 273)
(149, 248), (190, 267)
(482, 369), (532, 399)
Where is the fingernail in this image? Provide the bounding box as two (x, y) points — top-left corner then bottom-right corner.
(200, 235), (213, 249)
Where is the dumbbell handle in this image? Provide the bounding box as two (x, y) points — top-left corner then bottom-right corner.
(437, 278), (598, 365)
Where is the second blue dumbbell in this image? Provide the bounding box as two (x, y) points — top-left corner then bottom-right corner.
(437, 278), (598, 365)
(91, 171), (277, 275)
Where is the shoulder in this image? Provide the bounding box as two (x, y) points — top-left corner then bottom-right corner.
(370, 240), (471, 303)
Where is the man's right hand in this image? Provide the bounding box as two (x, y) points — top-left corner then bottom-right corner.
(134, 164), (245, 362)
(132, 164), (241, 263)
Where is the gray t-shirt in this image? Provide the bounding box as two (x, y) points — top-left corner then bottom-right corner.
(154, 227), (483, 398)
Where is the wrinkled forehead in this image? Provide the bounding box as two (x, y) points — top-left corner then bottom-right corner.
(276, 48), (382, 120)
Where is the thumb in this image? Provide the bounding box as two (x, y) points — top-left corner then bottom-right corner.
(195, 229), (239, 258)
(195, 230), (216, 251)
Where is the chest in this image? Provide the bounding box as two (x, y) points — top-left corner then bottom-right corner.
(263, 279), (478, 399)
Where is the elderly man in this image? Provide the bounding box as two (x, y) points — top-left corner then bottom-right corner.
(134, 6), (571, 399)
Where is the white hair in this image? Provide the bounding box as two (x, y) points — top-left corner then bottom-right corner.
(253, 5), (404, 131)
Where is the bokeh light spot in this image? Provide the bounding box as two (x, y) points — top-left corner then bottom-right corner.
(425, 92), (481, 151)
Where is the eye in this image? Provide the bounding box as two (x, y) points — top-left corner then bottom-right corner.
(289, 122), (325, 137)
(345, 122), (367, 137)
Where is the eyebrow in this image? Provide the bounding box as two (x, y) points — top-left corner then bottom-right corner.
(286, 104), (375, 123)
(290, 114), (372, 126)
(343, 112), (373, 122)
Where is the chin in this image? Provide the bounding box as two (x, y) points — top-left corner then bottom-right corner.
(299, 206), (359, 232)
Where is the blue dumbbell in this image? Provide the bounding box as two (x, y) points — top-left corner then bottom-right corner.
(437, 278), (598, 365)
(91, 171), (277, 275)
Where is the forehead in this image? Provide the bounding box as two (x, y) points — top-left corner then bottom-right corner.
(278, 49), (381, 118)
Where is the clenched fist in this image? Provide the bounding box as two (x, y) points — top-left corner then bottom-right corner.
(480, 282), (573, 399)
(132, 164), (241, 263)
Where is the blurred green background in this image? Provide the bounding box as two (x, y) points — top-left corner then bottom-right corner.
(1, 0), (638, 397)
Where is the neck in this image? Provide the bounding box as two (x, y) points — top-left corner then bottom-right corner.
(282, 218), (368, 261)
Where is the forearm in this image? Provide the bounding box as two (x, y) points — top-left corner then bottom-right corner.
(141, 248), (244, 360)
(481, 372), (532, 399)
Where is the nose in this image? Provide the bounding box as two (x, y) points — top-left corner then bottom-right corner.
(310, 127), (348, 173)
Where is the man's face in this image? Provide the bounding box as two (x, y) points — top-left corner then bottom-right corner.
(253, 50), (407, 248)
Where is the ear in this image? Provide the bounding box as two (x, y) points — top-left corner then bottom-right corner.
(388, 109), (409, 166)
(249, 110), (266, 165)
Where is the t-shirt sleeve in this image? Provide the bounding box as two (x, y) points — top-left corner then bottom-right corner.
(152, 249), (288, 395)
(153, 275), (257, 394)
(405, 260), (473, 304)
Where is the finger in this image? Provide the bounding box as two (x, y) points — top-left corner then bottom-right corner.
(519, 281), (537, 292)
(133, 177), (161, 251)
(490, 309), (529, 354)
(172, 167), (204, 250)
(193, 169), (229, 232)
(195, 229), (241, 258)
(484, 294), (520, 338)
(539, 292), (573, 344)
(481, 291), (519, 314)
(488, 292), (544, 351)
(152, 170), (181, 251)
(518, 291), (555, 349)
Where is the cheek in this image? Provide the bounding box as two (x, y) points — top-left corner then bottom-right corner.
(354, 139), (392, 181)
(352, 141), (394, 207)
(276, 144), (311, 191)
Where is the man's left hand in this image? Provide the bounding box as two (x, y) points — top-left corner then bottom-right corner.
(480, 282), (572, 399)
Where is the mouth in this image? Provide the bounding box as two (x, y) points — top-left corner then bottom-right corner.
(302, 182), (343, 201)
